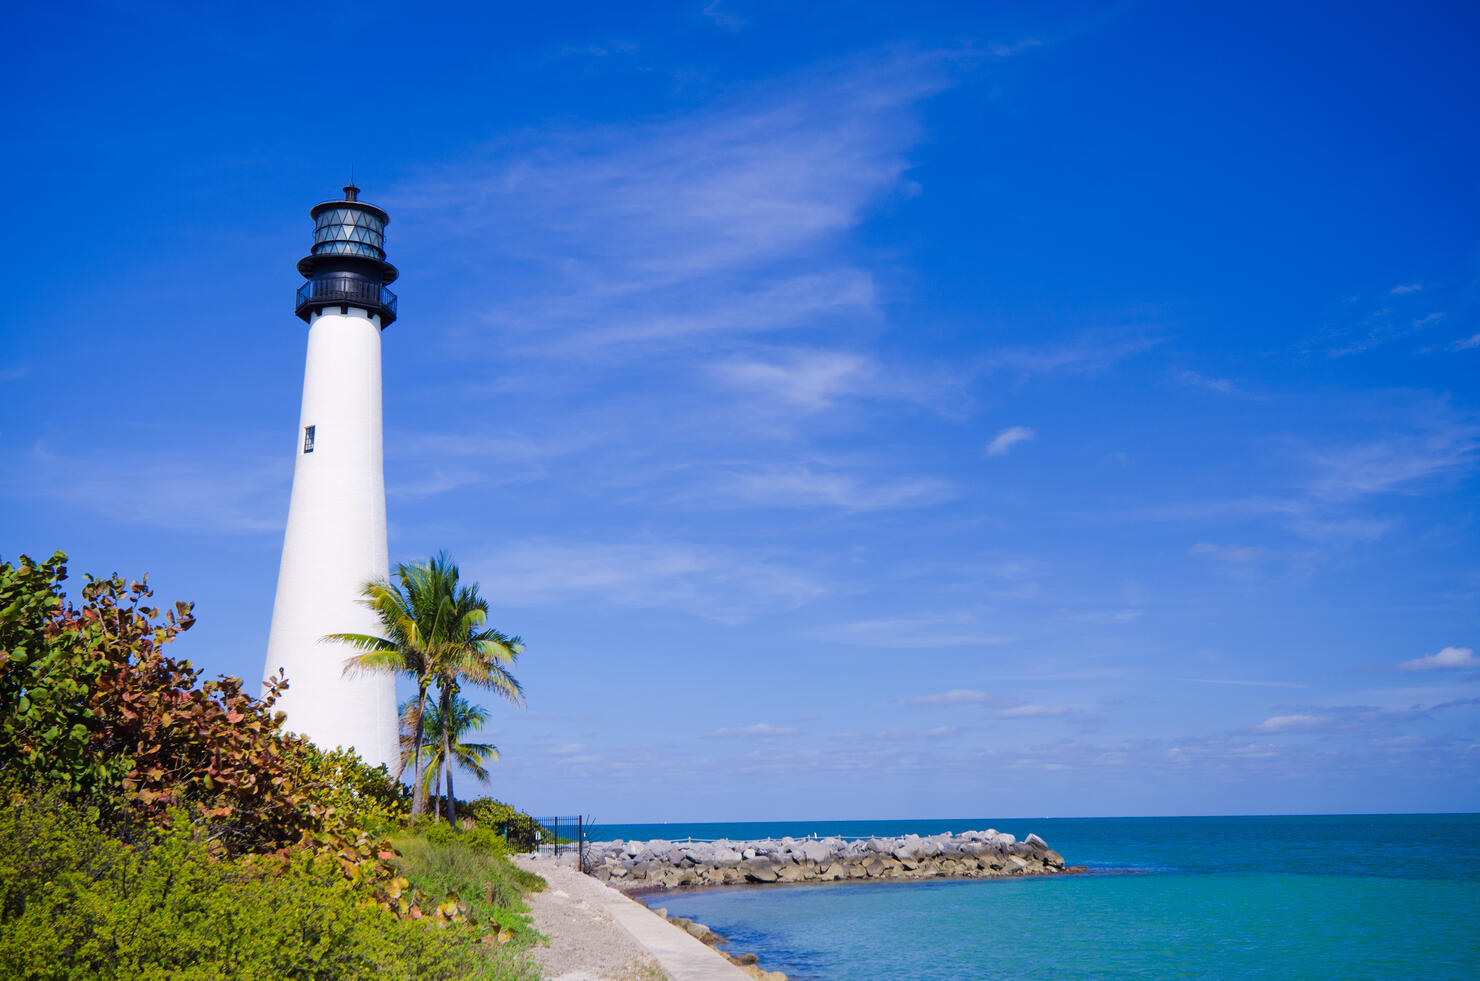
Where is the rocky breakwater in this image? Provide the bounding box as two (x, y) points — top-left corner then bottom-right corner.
(586, 830), (1069, 892)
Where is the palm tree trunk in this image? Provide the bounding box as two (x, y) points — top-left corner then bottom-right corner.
(442, 686), (457, 826)
(410, 681), (429, 817)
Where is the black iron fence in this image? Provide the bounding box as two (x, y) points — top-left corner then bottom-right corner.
(499, 815), (589, 871)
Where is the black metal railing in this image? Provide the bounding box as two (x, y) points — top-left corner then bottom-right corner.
(501, 815), (589, 870)
(295, 278), (398, 320)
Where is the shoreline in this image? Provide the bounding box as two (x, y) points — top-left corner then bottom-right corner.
(622, 864), (1090, 900)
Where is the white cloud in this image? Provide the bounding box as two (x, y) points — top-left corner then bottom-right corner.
(986, 426), (1036, 457)
(1256, 714), (1330, 732)
(984, 336), (1156, 378)
(818, 614), (1009, 649)
(1398, 646), (1478, 672)
(996, 704), (1070, 719)
(1308, 422), (1479, 499)
(712, 349), (874, 411)
(1055, 608), (1142, 624)
(710, 722), (798, 738)
(395, 53), (949, 355)
(1189, 542), (1262, 562)
(709, 465), (955, 510)
(1171, 369), (1238, 395)
(1453, 334), (1480, 351)
(471, 541), (824, 621)
(5, 442), (288, 534)
(1187, 678), (1308, 689)
(909, 688), (993, 706)
(1390, 283), (1423, 295)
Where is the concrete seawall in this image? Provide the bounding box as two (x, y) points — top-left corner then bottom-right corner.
(583, 829), (1069, 892)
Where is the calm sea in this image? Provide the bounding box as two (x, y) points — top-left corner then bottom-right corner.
(594, 815), (1479, 980)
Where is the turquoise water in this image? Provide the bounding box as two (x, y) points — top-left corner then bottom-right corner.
(598, 815), (1480, 980)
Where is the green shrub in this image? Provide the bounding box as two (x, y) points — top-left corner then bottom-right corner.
(422, 822), (511, 857)
(465, 797), (550, 850)
(0, 791), (536, 981)
(296, 744), (410, 835)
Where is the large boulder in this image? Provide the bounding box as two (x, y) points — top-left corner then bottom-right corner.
(797, 839), (833, 864)
(742, 859), (780, 883)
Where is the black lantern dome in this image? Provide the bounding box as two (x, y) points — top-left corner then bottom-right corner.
(294, 184), (399, 328)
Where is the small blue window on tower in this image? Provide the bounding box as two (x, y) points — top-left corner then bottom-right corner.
(303, 425), (316, 453)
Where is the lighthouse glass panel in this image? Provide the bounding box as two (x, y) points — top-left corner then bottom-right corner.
(312, 208), (385, 259)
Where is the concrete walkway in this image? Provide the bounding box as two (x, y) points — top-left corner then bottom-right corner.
(515, 856), (755, 981)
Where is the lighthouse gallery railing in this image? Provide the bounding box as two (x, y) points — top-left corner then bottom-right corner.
(295, 278), (398, 318)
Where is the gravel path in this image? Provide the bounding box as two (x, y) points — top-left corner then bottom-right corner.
(515, 858), (755, 981)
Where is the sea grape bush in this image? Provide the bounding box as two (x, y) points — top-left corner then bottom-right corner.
(0, 551), (134, 795)
(0, 551), (394, 856)
(0, 551), (544, 976)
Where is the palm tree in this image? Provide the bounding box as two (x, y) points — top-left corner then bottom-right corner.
(328, 552), (524, 825)
(422, 569), (523, 826)
(402, 694), (499, 819)
(326, 555), (460, 818)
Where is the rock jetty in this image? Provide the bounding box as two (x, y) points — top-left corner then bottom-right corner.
(585, 829), (1069, 892)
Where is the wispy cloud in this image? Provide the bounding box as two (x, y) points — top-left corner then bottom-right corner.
(1055, 607), (1142, 624)
(986, 425), (1036, 456)
(1307, 422), (1479, 499)
(817, 614), (1008, 649)
(395, 52), (953, 356)
(470, 541), (824, 621)
(996, 703), (1070, 719)
(700, 0), (745, 31)
(1390, 283), (1423, 295)
(1398, 646), (1478, 672)
(1453, 334), (1480, 351)
(711, 348), (876, 412)
(1189, 542), (1263, 562)
(4, 441), (288, 534)
(1187, 678), (1308, 689)
(1171, 369), (1238, 395)
(983, 336), (1156, 378)
(710, 722), (798, 739)
(906, 688), (1067, 717)
(705, 465), (955, 510)
(909, 688), (993, 706)
(1256, 713), (1330, 732)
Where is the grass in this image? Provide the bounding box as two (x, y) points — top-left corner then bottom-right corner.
(387, 831), (548, 980)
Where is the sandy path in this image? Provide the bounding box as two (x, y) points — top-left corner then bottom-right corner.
(515, 857), (755, 981)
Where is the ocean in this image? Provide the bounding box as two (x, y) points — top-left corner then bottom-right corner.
(593, 815), (1479, 980)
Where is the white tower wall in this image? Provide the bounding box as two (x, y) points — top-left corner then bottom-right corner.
(264, 305), (398, 768)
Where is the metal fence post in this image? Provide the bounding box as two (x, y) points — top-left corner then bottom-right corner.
(554, 817), (560, 858)
(578, 816), (584, 873)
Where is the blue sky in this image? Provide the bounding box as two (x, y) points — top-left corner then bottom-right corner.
(3, 0), (1478, 820)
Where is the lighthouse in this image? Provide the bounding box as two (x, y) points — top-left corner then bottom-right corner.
(262, 184), (399, 769)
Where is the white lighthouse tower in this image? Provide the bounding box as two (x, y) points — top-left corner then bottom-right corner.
(263, 184), (399, 769)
